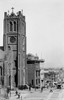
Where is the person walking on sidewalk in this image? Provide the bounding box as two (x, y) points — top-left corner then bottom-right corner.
(29, 83), (31, 91)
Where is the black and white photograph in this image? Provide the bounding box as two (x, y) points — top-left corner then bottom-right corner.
(0, 0), (64, 100)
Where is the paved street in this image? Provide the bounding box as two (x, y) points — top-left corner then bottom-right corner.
(48, 89), (62, 100)
(23, 89), (50, 100)
(20, 89), (64, 100)
(0, 88), (64, 100)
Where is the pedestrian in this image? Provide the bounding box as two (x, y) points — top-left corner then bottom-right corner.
(50, 85), (53, 92)
(50, 88), (53, 92)
(29, 83), (31, 91)
(15, 90), (18, 96)
(41, 87), (43, 92)
(6, 88), (9, 98)
(35, 86), (36, 91)
(17, 93), (20, 99)
(9, 90), (11, 97)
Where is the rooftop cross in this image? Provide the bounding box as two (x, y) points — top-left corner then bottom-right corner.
(11, 7), (14, 13)
(8, 10), (9, 15)
(21, 9), (23, 14)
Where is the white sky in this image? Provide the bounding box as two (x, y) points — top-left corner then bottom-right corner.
(0, 0), (64, 68)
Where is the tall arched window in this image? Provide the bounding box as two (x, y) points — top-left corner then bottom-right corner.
(10, 21), (13, 31)
(14, 21), (16, 31)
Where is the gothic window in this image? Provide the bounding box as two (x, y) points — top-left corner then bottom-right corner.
(36, 70), (40, 77)
(22, 24), (24, 35)
(7, 23), (9, 32)
(23, 36), (25, 45)
(14, 21), (16, 31)
(10, 21), (13, 31)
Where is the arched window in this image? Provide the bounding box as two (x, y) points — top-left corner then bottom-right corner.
(10, 21), (13, 31)
(14, 21), (16, 31)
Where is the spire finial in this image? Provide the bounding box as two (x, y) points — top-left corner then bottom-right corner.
(8, 10), (9, 15)
(21, 9), (23, 14)
(11, 7), (14, 13)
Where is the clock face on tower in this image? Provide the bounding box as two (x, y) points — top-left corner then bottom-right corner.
(8, 36), (17, 45)
(10, 36), (16, 43)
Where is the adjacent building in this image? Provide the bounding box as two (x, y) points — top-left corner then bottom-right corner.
(26, 54), (44, 88)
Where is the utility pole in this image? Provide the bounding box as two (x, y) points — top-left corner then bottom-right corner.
(16, 19), (18, 87)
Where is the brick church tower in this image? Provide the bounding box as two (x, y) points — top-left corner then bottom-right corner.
(3, 8), (26, 87)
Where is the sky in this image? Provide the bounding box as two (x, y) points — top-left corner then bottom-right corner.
(0, 0), (64, 68)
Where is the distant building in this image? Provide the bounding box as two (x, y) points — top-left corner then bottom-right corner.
(40, 68), (64, 88)
(26, 54), (44, 88)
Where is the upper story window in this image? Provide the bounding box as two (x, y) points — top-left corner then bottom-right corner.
(14, 21), (16, 31)
(36, 70), (40, 77)
(10, 21), (13, 31)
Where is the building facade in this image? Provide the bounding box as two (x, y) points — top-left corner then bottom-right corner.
(3, 10), (26, 87)
(26, 54), (44, 88)
(4, 46), (15, 89)
(0, 49), (4, 87)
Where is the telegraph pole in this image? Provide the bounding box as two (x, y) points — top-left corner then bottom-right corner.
(16, 19), (18, 87)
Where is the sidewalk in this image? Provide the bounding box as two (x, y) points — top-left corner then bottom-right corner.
(1, 88), (63, 100)
(9, 88), (54, 100)
(9, 89), (30, 100)
(58, 89), (64, 100)
(23, 88), (51, 100)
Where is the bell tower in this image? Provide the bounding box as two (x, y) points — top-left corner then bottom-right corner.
(3, 8), (26, 87)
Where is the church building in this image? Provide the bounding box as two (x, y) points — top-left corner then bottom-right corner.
(3, 8), (26, 87)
